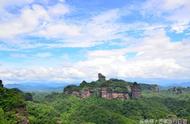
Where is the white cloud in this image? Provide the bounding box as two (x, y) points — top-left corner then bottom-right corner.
(142, 0), (189, 14)
(0, 0), (189, 50)
(36, 8), (123, 47)
(48, 3), (70, 16)
(0, 2), (73, 40)
(142, 0), (190, 32)
(1, 29), (190, 83)
(38, 23), (81, 37)
(0, 0), (190, 84)
(75, 29), (190, 80)
(0, 2), (125, 49)
(0, 0), (34, 10)
(0, 4), (49, 39)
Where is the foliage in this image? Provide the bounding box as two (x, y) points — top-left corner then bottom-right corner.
(24, 92), (190, 124)
(27, 101), (60, 124)
(1, 79), (190, 123)
(0, 88), (25, 111)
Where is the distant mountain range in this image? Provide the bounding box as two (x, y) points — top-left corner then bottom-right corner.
(4, 80), (190, 92)
(169, 82), (190, 87)
(5, 82), (68, 92)
(128, 78), (190, 87)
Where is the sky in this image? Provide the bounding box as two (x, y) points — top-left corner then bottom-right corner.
(0, 0), (190, 85)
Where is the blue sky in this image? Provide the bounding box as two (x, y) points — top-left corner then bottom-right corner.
(0, 0), (190, 85)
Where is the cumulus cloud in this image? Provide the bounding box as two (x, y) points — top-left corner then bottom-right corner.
(0, 1), (73, 41)
(0, 4), (49, 39)
(0, 0), (189, 49)
(142, 0), (190, 32)
(35, 8), (124, 48)
(0, 2), (126, 49)
(1, 29), (190, 83)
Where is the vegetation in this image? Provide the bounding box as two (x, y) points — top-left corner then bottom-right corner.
(0, 86), (30, 123)
(25, 91), (190, 124)
(1, 78), (190, 123)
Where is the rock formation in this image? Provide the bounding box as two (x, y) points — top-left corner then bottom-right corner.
(80, 88), (92, 98)
(64, 74), (141, 100)
(151, 85), (160, 93)
(100, 87), (129, 100)
(67, 88), (92, 98)
(100, 87), (112, 99)
(172, 87), (183, 94)
(70, 91), (80, 97)
(98, 73), (106, 82)
(131, 82), (141, 99)
(0, 80), (3, 88)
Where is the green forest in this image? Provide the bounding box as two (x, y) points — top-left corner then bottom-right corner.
(1, 78), (190, 124)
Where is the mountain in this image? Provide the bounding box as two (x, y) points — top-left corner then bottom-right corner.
(5, 82), (67, 92)
(63, 73), (160, 100)
(170, 82), (190, 87)
(1, 75), (190, 124)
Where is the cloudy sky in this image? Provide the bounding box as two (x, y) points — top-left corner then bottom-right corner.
(0, 0), (190, 85)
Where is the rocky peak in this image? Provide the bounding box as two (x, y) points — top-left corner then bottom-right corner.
(81, 80), (87, 84)
(0, 80), (3, 88)
(171, 87), (183, 94)
(131, 82), (141, 99)
(98, 73), (106, 82)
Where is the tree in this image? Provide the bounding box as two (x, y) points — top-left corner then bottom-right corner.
(0, 108), (7, 124)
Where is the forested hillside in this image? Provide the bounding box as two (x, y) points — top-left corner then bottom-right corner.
(0, 80), (32, 124)
(1, 77), (190, 124)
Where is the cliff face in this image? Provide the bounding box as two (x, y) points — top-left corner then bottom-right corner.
(80, 89), (92, 98)
(100, 87), (129, 100)
(65, 88), (92, 98)
(151, 85), (160, 92)
(131, 82), (141, 99)
(67, 87), (130, 100)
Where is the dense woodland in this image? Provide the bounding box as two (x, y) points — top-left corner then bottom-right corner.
(1, 78), (190, 124)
